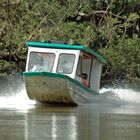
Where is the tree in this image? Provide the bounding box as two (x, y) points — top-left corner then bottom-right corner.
(0, 0), (140, 86)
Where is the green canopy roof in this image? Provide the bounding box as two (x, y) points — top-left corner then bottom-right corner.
(26, 41), (108, 64)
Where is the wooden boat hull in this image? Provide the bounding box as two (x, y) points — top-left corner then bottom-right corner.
(23, 72), (99, 105)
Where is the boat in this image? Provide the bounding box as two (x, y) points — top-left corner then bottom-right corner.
(23, 41), (107, 105)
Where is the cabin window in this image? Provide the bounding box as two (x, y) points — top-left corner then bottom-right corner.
(76, 53), (93, 88)
(56, 54), (75, 74)
(28, 52), (55, 72)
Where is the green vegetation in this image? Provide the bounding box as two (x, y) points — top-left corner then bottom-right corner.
(0, 0), (140, 86)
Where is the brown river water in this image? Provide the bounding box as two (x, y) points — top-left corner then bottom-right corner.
(0, 75), (140, 140)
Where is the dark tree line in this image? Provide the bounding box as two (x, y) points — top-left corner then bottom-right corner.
(0, 0), (140, 87)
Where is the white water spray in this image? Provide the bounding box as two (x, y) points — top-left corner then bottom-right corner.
(0, 74), (140, 109)
(1, 87), (139, 110)
(0, 84), (35, 111)
(100, 88), (140, 104)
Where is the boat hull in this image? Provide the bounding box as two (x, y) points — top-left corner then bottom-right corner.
(23, 72), (99, 105)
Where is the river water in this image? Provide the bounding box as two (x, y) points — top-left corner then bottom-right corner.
(0, 75), (140, 140)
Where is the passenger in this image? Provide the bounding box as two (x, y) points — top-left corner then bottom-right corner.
(29, 53), (53, 72)
(31, 64), (44, 72)
(81, 73), (90, 88)
(31, 56), (44, 72)
(31, 63), (51, 72)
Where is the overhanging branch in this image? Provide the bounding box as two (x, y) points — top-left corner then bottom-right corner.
(65, 10), (125, 23)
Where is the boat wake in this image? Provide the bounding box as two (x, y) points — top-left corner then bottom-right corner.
(98, 88), (140, 105)
(0, 79), (35, 111)
(0, 74), (140, 109)
(0, 86), (140, 110)
(0, 90), (35, 111)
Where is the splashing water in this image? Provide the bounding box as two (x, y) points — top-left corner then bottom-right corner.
(100, 88), (140, 104)
(0, 88), (35, 111)
(0, 75), (36, 111)
(0, 75), (140, 110)
(1, 86), (140, 110)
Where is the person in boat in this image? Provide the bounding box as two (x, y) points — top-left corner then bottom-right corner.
(81, 73), (90, 88)
(31, 56), (51, 72)
(32, 63), (52, 72)
(30, 52), (56, 72)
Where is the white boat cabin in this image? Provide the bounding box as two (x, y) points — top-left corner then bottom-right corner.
(26, 41), (107, 92)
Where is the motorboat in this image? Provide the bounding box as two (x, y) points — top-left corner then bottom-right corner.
(23, 41), (107, 105)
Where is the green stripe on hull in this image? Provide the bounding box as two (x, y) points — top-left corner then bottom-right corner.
(23, 72), (98, 95)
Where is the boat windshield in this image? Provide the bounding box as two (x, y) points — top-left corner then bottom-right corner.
(28, 52), (55, 72)
(56, 53), (75, 74)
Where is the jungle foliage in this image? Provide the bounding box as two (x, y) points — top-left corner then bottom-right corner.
(0, 0), (140, 86)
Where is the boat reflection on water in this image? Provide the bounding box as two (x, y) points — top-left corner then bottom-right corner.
(0, 78), (140, 140)
(24, 105), (99, 140)
(24, 101), (140, 140)
(1, 102), (140, 140)
(24, 106), (77, 140)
